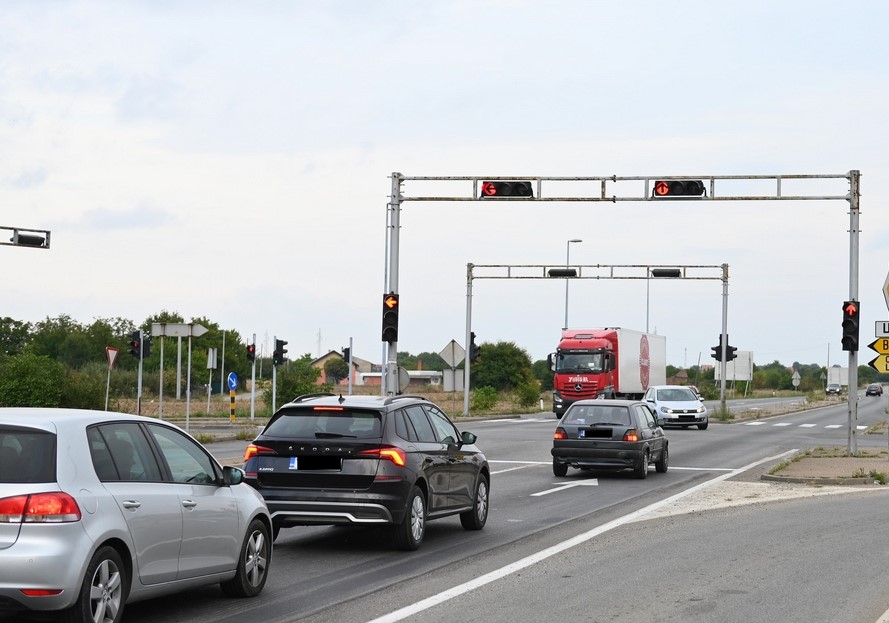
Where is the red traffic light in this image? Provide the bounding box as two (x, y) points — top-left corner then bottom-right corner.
(653, 180), (705, 197)
(480, 181), (533, 198)
(246, 343), (256, 362)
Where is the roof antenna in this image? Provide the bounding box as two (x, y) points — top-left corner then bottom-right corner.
(338, 394), (345, 404)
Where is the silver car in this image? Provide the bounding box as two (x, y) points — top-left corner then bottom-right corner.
(0, 408), (272, 622)
(643, 385), (709, 430)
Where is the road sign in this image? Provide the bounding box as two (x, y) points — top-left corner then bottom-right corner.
(227, 372), (239, 391)
(868, 355), (889, 373)
(438, 340), (465, 368)
(868, 338), (889, 355)
(876, 321), (889, 338)
(884, 271), (889, 310)
(105, 347), (119, 369)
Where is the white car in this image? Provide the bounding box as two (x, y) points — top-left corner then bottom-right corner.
(643, 385), (709, 430)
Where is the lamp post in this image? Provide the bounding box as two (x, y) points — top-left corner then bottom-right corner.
(564, 239), (582, 328)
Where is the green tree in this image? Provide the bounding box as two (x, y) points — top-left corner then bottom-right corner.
(0, 316), (31, 357)
(0, 352), (66, 407)
(531, 359), (554, 391)
(471, 341), (534, 391)
(324, 357), (350, 384)
(263, 354), (330, 411)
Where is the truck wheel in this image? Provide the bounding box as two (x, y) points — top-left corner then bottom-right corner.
(634, 450), (650, 479)
(553, 458), (568, 477)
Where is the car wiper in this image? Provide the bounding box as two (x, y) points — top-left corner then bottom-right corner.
(314, 432), (356, 439)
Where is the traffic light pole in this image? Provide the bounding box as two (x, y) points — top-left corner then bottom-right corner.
(383, 174), (403, 396)
(250, 332), (256, 421)
(847, 172), (861, 455)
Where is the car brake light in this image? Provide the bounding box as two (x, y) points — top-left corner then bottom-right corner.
(0, 493), (81, 524)
(357, 447), (406, 467)
(243, 444), (276, 463)
(21, 589), (64, 597)
(623, 429), (639, 442)
(313, 406), (344, 411)
(553, 428), (567, 440)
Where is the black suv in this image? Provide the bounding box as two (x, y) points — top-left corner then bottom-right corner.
(242, 393), (489, 550)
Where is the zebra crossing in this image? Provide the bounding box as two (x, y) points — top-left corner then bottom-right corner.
(742, 421), (867, 430)
(483, 417), (870, 431)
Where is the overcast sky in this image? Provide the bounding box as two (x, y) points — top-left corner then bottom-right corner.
(3, 1), (888, 370)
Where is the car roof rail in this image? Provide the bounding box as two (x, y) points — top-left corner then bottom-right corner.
(383, 394), (429, 406)
(289, 392), (336, 404)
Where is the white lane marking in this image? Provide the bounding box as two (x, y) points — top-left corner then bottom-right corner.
(492, 464), (540, 475)
(825, 424), (843, 429)
(669, 466), (734, 472)
(773, 423), (792, 427)
(531, 480), (599, 496)
(799, 424), (817, 428)
(745, 421), (767, 426)
(366, 449), (798, 623)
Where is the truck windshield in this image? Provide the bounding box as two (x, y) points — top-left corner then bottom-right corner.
(556, 352), (604, 373)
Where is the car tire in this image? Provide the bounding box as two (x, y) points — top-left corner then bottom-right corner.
(460, 474), (489, 530)
(655, 445), (669, 473)
(221, 519), (271, 598)
(59, 545), (127, 623)
(393, 485), (426, 551)
(271, 520), (282, 542)
(635, 450), (650, 479)
(698, 421), (709, 430)
(553, 458), (568, 477)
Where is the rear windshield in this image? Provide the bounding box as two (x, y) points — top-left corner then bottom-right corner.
(564, 405), (631, 426)
(264, 408), (382, 439)
(0, 427), (56, 484)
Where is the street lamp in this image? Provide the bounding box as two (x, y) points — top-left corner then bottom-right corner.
(564, 239), (582, 328)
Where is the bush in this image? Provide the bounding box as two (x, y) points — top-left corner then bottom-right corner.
(515, 380), (541, 407)
(0, 353), (66, 407)
(471, 386), (498, 411)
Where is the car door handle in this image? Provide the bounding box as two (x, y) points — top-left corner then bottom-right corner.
(121, 500), (141, 510)
(181, 500), (197, 509)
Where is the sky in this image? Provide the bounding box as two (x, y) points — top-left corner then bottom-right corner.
(3, 0), (889, 371)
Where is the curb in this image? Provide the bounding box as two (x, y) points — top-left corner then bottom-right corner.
(760, 474), (878, 486)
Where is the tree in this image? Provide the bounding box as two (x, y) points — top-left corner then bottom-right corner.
(324, 357), (350, 384)
(263, 354), (330, 410)
(0, 352), (66, 407)
(0, 316), (31, 357)
(531, 359), (554, 391)
(470, 341), (534, 391)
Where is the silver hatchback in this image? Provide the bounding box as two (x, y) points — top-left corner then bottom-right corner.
(0, 408), (272, 622)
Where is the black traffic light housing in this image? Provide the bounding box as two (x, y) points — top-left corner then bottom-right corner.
(128, 330), (141, 358)
(247, 343), (256, 362)
(342, 347), (351, 363)
(711, 334), (737, 362)
(725, 344), (737, 361)
(480, 181), (533, 198)
(710, 336), (723, 362)
(382, 293), (399, 343)
(141, 336), (151, 358)
(653, 180), (705, 198)
(273, 339), (288, 365)
(842, 300), (860, 351)
(469, 332), (480, 362)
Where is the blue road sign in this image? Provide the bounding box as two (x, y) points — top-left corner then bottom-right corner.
(227, 372), (239, 391)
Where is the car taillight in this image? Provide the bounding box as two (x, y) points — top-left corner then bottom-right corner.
(553, 428), (567, 440)
(357, 446), (406, 467)
(243, 444), (276, 463)
(623, 429), (639, 442)
(0, 493), (81, 524)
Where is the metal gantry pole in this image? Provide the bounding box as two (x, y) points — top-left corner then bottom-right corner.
(719, 264), (729, 414)
(385, 173), (403, 396)
(464, 263), (474, 416)
(847, 170), (861, 455)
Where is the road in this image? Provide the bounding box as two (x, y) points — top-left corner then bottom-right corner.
(46, 396), (889, 622)
(8, 398), (889, 623)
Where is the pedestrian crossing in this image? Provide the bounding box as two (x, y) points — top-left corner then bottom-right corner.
(483, 417), (870, 431)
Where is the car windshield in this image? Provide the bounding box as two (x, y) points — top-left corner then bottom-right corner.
(656, 388), (697, 402)
(564, 405), (631, 426)
(264, 409), (383, 439)
(556, 352), (605, 373)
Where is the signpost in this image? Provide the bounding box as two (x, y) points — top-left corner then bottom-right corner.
(228, 372), (239, 423)
(151, 322), (208, 430)
(104, 347), (119, 411)
(868, 268), (889, 373)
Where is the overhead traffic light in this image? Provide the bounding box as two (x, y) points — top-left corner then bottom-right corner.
(246, 343), (256, 362)
(382, 292), (399, 343)
(842, 300), (860, 351)
(469, 332), (480, 362)
(342, 347), (351, 363)
(273, 339), (288, 365)
(480, 181), (533, 199)
(653, 180), (705, 198)
(710, 335), (723, 362)
(128, 330), (141, 358)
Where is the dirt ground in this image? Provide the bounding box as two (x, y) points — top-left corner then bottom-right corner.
(771, 455), (889, 481)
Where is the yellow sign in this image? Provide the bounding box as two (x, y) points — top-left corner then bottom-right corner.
(868, 355), (889, 373)
(868, 338), (889, 355)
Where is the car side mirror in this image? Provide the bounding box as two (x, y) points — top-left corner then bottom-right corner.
(461, 431), (477, 445)
(223, 465), (244, 486)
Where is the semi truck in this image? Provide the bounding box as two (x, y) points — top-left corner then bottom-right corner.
(547, 328), (667, 416)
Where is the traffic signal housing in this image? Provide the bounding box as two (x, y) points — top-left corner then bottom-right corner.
(842, 300), (860, 351)
(469, 332), (480, 362)
(653, 180), (705, 198)
(273, 339), (288, 365)
(710, 336), (723, 362)
(725, 344), (737, 361)
(247, 343), (256, 362)
(382, 293), (399, 343)
(142, 337), (151, 358)
(342, 347), (351, 363)
(128, 330), (141, 358)
(480, 181), (533, 199)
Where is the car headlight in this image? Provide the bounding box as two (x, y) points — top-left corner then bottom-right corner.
(696, 406), (705, 414)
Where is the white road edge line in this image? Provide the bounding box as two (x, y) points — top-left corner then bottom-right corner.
(366, 449), (798, 623)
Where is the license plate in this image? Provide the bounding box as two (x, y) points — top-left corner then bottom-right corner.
(579, 429), (586, 438)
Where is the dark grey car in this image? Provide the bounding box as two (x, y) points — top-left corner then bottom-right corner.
(551, 399), (668, 479)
